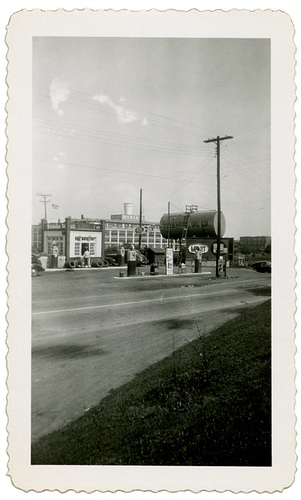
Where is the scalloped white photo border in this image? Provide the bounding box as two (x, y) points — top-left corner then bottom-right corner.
(5, 8), (296, 493)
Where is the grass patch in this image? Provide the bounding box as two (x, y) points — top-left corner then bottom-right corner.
(32, 300), (271, 466)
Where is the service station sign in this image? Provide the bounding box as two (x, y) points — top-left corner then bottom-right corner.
(212, 242), (228, 254)
(188, 244), (209, 255)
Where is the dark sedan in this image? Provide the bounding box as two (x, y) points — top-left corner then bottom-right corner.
(32, 254), (45, 277)
(250, 261), (271, 273)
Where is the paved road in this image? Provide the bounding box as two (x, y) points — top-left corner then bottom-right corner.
(31, 267), (271, 442)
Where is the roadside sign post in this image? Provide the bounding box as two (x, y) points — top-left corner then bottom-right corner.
(213, 242), (228, 277)
(218, 256), (226, 277)
(165, 247), (173, 275)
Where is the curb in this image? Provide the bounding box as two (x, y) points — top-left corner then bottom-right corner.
(114, 271), (212, 280)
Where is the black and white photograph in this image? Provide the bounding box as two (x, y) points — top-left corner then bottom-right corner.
(4, 7), (297, 494)
(31, 35), (272, 464)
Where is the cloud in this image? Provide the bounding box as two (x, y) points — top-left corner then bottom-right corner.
(94, 94), (110, 105)
(50, 78), (70, 115)
(93, 93), (147, 125)
(111, 182), (138, 202)
(114, 105), (137, 124)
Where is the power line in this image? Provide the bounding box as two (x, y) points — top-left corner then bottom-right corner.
(34, 114), (208, 153)
(222, 147), (270, 188)
(149, 154), (215, 202)
(33, 78), (218, 138)
(34, 119), (209, 158)
(233, 123), (270, 143)
(33, 157), (210, 182)
(34, 85), (209, 141)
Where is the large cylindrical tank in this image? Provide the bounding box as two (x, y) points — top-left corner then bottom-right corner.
(159, 210), (226, 239)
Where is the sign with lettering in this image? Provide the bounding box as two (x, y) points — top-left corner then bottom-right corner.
(188, 244), (208, 254)
(127, 250), (136, 261)
(212, 242), (228, 254)
(165, 248), (173, 275)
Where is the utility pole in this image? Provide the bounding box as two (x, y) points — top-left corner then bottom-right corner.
(167, 201), (171, 248)
(37, 193), (52, 221)
(204, 135), (233, 277)
(139, 188), (143, 250)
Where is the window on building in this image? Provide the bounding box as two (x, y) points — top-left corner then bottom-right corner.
(74, 242), (80, 256)
(74, 237), (81, 256)
(89, 242), (95, 256)
(127, 230), (134, 242)
(111, 230), (118, 242)
(74, 236), (97, 256)
(148, 232), (154, 245)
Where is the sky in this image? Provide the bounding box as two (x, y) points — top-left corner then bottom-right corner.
(32, 37), (270, 238)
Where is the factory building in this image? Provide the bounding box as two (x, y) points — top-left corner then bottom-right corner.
(239, 236), (271, 252)
(32, 204), (240, 270)
(31, 203), (167, 266)
(105, 203), (165, 249)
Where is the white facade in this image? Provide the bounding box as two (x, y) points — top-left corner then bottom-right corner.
(69, 231), (102, 258)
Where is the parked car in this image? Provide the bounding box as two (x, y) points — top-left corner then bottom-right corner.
(250, 261), (271, 273)
(135, 250), (148, 266)
(31, 254), (45, 277)
(104, 250), (147, 266)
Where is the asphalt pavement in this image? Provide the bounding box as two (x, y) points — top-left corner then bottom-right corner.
(31, 265), (271, 442)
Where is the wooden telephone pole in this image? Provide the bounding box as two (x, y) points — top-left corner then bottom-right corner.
(204, 135), (233, 277)
(139, 188), (143, 250)
(37, 193), (52, 221)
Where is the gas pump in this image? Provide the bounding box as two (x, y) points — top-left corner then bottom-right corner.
(118, 245), (125, 266)
(218, 256), (226, 277)
(194, 249), (202, 273)
(127, 245), (137, 277)
(51, 241), (59, 269)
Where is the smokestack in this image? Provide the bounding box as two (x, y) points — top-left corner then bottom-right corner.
(124, 203), (133, 216)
